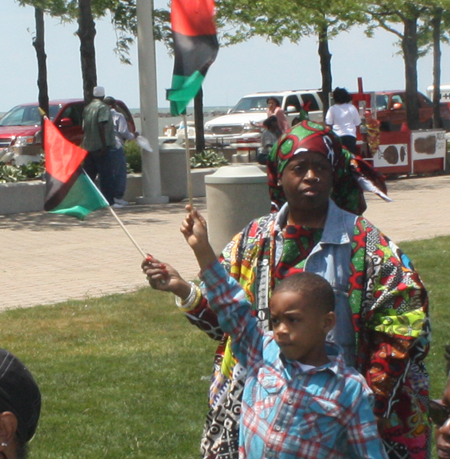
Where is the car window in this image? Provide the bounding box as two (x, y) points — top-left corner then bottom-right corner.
(60, 103), (83, 126)
(376, 95), (388, 110)
(284, 95), (301, 111)
(300, 93), (319, 111)
(48, 105), (61, 120)
(392, 95), (403, 105)
(231, 96), (271, 113)
(0, 106), (42, 126)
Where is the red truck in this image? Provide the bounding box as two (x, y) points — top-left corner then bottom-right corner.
(0, 99), (135, 162)
(374, 90), (450, 131)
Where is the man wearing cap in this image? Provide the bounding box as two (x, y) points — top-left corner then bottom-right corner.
(104, 96), (138, 208)
(0, 348), (41, 459)
(82, 86), (116, 205)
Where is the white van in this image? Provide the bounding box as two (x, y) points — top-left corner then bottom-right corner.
(204, 90), (323, 146)
(426, 85), (450, 107)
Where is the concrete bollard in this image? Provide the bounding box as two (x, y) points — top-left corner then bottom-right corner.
(205, 165), (271, 255)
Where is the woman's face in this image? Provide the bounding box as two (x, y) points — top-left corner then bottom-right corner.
(267, 99), (277, 111)
(435, 379), (450, 459)
(280, 151), (333, 214)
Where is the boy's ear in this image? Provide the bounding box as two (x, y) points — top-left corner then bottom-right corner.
(323, 311), (336, 333)
(0, 412), (17, 445)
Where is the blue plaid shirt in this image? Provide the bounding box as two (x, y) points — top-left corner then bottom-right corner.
(200, 260), (388, 459)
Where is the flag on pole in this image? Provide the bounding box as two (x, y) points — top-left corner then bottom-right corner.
(44, 118), (109, 220)
(167, 0), (219, 116)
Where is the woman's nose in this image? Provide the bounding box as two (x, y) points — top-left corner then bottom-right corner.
(304, 168), (319, 182)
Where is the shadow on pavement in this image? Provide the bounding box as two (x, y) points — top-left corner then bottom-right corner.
(0, 198), (207, 232)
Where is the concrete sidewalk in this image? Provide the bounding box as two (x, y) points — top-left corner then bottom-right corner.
(2, 175), (450, 311)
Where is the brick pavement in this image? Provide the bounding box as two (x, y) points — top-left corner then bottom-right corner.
(2, 175), (450, 311)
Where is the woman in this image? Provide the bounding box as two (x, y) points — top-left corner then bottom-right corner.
(143, 121), (430, 459)
(325, 87), (361, 153)
(0, 348), (41, 459)
(433, 345), (450, 459)
(257, 116), (281, 165)
(266, 96), (289, 133)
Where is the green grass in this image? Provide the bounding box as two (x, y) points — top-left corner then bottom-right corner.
(0, 288), (217, 458)
(0, 236), (449, 458)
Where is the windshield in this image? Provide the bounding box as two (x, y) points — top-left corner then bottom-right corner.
(231, 96), (277, 113)
(0, 104), (61, 126)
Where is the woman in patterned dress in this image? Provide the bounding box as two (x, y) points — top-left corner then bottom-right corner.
(143, 120), (430, 459)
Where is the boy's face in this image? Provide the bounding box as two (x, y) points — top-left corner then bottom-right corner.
(269, 289), (335, 366)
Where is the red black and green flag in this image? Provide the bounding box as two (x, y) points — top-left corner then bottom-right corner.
(44, 118), (109, 220)
(167, 0), (219, 116)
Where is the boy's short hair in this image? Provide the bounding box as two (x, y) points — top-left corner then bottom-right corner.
(273, 272), (335, 314)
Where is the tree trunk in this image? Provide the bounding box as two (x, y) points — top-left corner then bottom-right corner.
(431, 7), (443, 129)
(317, 24), (332, 120)
(33, 7), (49, 117)
(402, 17), (419, 130)
(77, 0), (97, 104)
(194, 88), (205, 154)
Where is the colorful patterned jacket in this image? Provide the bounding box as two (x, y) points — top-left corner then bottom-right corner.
(185, 199), (430, 459)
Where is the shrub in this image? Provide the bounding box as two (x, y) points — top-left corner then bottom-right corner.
(124, 140), (142, 173)
(190, 150), (228, 169)
(0, 159), (45, 183)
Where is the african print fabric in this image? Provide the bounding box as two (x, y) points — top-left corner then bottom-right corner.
(185, 203), (430, 459)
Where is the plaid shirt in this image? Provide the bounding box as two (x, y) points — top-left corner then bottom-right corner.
(201, 260), (388, 459)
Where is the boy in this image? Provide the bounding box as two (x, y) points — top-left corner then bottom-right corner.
(147, 208), (388, 459)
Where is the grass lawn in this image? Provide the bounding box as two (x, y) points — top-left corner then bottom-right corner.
(0, 235), (449, 458)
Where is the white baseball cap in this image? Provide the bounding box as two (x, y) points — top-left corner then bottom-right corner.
(93, 86), (105, 97)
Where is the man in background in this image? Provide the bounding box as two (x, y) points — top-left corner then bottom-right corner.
(82, 86), (116, 205)
(104, 96), (137, 208)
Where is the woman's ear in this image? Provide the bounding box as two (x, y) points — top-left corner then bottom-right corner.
(0, 412), (18, 446)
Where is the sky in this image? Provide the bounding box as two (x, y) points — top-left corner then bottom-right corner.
(2, 0), (450, 113)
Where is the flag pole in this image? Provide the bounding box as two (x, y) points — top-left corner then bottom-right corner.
(82, 171), (146, 260)
(108, 206), (147, 259)
(183, 113), (194, 208)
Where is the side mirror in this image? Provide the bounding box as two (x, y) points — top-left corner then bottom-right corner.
(286, 105), (297, 113)
(392, 102), (403, 110)
(58, 117), (74, 127)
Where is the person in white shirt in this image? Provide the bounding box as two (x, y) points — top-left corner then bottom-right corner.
(325, 87), (361, 153)
(104, 96), (137, 208)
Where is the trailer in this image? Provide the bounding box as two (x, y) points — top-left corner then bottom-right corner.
(352, 83), (447, 176)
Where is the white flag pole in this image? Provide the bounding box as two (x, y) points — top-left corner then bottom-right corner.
(82, 169), (147, 259)
(108, 206), (147, 259)
(183, 113), (194, 208)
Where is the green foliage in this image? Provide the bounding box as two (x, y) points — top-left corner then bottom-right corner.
(16, 0), (171, 65)
(190, 150), (228, 169)
(124, 139), (142, 173)
(0, 159), (45, 183)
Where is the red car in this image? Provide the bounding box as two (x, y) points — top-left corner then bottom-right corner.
(375, 90), (450, 131)
(0, 99), (135, 159)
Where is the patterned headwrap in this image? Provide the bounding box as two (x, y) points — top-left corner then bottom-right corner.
(267, 120), (389, 215)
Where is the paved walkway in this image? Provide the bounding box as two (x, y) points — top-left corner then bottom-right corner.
(2, 175), (450, 311)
